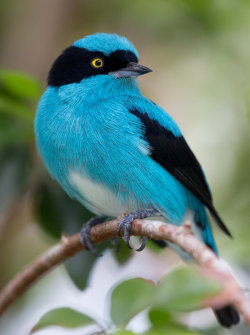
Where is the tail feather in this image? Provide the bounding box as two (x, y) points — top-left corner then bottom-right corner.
(214, 305), (240, 328)
(151, 239), (168, 248)
(208, 204), (232, 238)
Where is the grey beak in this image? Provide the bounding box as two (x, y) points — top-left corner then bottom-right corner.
(109, 62), (152, 78)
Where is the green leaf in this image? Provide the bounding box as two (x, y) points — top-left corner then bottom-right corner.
(65, 250), (97, 290)
(155, 267), (221, 312)
(111, 331), (136, 335)
(0, 70), (41, 100)
(65, 233), (124, 290)
(0, 114), (33, 146)
(148, 309), (172, 327)
(34, 180), (92, 239)
(148, 308), (202, 335)
(202, 328), (221, 335)
(110, 267), (220, 327)
(0, 93), (34, 120)
(0, 147), (32, 200)
(111, 278), (155, 327)
(31, 307), (95, 332)
(113, 238), (133, 264)
(145, 325), (201, 335)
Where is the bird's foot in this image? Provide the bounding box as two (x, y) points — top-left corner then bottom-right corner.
(110, 237), (121, 253)
(118, 209), (161, 251)
(80, 216), (105, 257)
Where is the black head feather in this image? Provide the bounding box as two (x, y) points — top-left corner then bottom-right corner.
(48, 46), (138, 87)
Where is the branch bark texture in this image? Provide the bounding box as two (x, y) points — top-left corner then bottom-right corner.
(0, 218), (249, 327)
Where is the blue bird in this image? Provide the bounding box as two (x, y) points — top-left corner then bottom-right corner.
(35, 33), (239, 327)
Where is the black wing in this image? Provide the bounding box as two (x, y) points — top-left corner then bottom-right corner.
(130, 109), (232, 237)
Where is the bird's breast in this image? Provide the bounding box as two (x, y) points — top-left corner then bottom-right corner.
(69, 170), (135, 216)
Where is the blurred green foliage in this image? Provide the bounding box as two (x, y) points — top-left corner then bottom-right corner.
(0, 71), (37, 146)
(0, 71), (39, 217)
(31, 307), (96, 333)
(110, 268), (220, 328)
(32, 267), (217, 334)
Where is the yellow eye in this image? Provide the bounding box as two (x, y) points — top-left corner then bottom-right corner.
(91, 58), (104, 69)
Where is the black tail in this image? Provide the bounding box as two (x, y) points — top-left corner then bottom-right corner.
(214, 305), (240, 328)
(151, 239), (168, 248)
(208, 204), (233, 238)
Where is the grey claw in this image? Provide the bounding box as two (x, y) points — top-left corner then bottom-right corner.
(125, 238), (132, 249)
(80, 231), (102, 257)
(136, 236), (147, 252)
(118, 221), (124, 237)
(118, 209), (159, 251)
(124, 228), (132, 249)
(80, 216), (104, 257)
(123, 219), (133, 249)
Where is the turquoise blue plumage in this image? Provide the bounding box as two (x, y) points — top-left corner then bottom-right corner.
(35, 33), (239, 327)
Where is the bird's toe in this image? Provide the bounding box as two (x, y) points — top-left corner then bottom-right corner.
(136, 236), (147, 252)
(80, 216), (104, 257)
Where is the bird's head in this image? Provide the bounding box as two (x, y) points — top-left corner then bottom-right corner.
(47, 33), (152, 89)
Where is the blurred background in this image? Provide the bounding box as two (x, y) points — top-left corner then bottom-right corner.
(0, 0), (250, 334)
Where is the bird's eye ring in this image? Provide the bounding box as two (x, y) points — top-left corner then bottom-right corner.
(91, 58), (104, 69)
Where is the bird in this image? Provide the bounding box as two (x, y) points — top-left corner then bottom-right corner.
(35, 32), (239, 327)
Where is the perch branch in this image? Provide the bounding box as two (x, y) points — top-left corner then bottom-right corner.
(0, 218), (249, 327)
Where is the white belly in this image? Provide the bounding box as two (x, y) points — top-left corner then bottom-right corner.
(69, 170), (128, 216)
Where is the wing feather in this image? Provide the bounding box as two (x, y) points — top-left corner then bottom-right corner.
(130, 108), (232, 237)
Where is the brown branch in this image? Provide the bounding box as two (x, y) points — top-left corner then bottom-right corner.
(0, 218), (249, 327)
